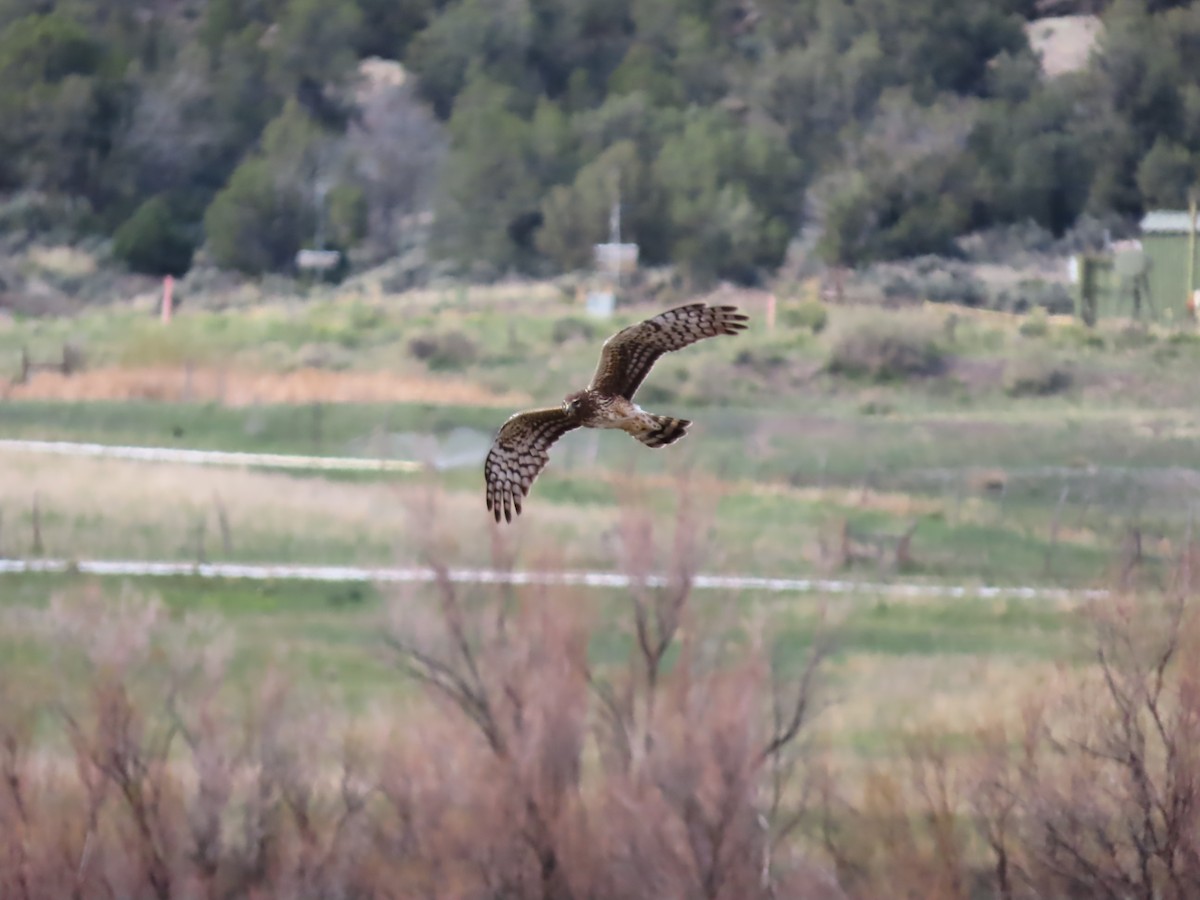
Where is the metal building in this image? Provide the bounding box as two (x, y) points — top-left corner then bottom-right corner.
(1137, 210), (1199, 323)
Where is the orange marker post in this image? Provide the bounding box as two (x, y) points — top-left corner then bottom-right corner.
(162, 275), (174, 324)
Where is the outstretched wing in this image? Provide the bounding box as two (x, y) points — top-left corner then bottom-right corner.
(589, 303), (749, 399)
(484, 407), (580, 523)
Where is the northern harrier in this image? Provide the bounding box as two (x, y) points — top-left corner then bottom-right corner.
(484, 302), (749, 522)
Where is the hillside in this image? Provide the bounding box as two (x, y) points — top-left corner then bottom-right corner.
(1, 0), (1199, 289)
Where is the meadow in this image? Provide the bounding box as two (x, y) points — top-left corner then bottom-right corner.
(4, 282), (1200, 588)
(3, 280), (1200, 896)
(3, 282), (1199, 689)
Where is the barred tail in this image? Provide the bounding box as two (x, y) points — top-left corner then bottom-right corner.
(636, 415), (691, 448)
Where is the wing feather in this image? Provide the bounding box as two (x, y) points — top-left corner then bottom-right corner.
(588, 303), (749, 399)
(484, 407), (580, 523)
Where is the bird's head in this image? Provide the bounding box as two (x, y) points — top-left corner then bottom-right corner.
(562, 391), (586, 417)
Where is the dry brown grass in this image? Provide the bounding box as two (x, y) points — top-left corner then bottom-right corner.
(0, 453), (412, 560)
(0, 453), (623, 566)
(819, 655), (1065, 751)
(359, 277), (565, 312)
(919, 300), (1074, 329)
(5, 365), (530, 406)
(26, 245), (98, 277)
(616, 470), (949, 521)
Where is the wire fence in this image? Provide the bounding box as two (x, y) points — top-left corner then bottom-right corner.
(0, 557), (1110, 601)
(0, 438), (423, 472)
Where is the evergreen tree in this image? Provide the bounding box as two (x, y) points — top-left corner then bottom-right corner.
(430, 73), (541, 269)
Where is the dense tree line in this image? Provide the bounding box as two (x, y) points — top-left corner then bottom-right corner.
(1, 0), (1199, 284)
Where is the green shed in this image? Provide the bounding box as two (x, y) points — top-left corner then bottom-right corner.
(1138, 210), (1200, 324)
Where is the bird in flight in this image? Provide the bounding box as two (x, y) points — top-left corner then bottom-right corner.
(484, 302), (749, 522)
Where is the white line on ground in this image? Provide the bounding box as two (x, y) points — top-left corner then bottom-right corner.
(0, 440), (1114, 601)
(0, 439), (423, 473)
(0, 558), (1110, 601)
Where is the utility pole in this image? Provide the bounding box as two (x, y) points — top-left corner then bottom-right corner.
(587, 167), (637, 318)
(1188, 188), (1198, 318)
(609, 169), (622, 291)
(314, 180), (330, 250)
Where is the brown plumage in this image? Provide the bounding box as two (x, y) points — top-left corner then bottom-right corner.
(484, 302), (748, 523)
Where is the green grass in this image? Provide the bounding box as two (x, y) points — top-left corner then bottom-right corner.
(6, 285), (1198, 410)
(6, 395), (1200, 488)
(818, 598), (1074, 657)
(0, 571), (1083, 751)
(0, 399), (501, 454)
(0, 573), (399, 710)
(0, 453), (1141, 584)
(3, 393), (1195, 584)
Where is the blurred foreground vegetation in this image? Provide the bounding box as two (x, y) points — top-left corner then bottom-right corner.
(3, 514), (1200, 899)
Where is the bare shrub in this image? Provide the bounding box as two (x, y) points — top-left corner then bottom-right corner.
(991, 279), (1075, 315)
(0, 486), (838, 898)
(827, 316), (947, 381)
(385, 490), (837, 899)
(818, 573), (1200, 900)
(407, 329), (479, 370)
(1017, 307), (1049, 338)
(816, 734), (975, 900)
(874, 258), (989, 308)
(956, 221), (1058, 263)
(1114, 323), (1157, 350)
(0, 584), (378, 899)
(1003, 593), (1200, 899)
(551, 315), (597, 344)
(1002, 355), (1072, 397)
(781, 298), (829, 334)
(0, 677), (39, 900)
(19, 504), (1200, 899)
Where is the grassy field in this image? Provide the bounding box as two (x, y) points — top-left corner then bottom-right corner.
(0, 443), (1153, 585)
(6, 279), (1200, 406)
(0, 568), (1084, 756)
(2, 283), (1199, 761)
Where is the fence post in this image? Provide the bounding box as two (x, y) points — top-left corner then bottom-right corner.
(31, 493), (43, 556)
(1188, 192), (1197, 318)
(213, 492), (233, 556)
(1043, 484), (1070, 578)
(311, 402), (324, 452)
(1079, 255), (1098, 326)
(193, 513), (207, 564)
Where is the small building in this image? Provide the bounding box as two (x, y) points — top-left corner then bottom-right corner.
(1137, 210), (1200, 323)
